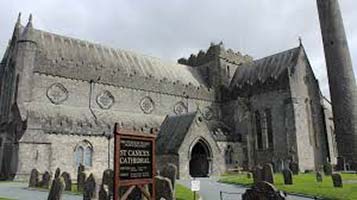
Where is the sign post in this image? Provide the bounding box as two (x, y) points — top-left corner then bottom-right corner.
(191, 178), (200, 200)
(113, 123), (157, 200)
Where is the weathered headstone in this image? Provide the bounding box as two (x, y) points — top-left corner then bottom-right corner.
(61, 172), (72, 191)
(263, 163), (274, 184)
(40, 171), (51, 189)
(47, 168), (65, 200)
(331, 173), (343, 188)
(316, 171), (323, 182)
(77, 164), (85, 192)
(160, 163), (177, 191)
(323, 163), (333, 176)
(101, 169), (114, 194)
(253, 167), (263, 184)
(282, 169), (293, 185)
(242, 181), (286, 200)
(54, 168), (61, 179)
(78, 164), (85, 174)
(289, 162), (299, 175)
(29, 169), (40, 188)
(77, 171), (86, 193)
(83, 173), (96, 200)
(247, 172), (252, 179)
(98, 184), (110, 200)
(336, 156), (346, 171)
(155, 176), (174, 200)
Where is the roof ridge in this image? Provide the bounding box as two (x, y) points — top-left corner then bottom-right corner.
(253, 46), (301, 63)
(32, 27), (187, 67)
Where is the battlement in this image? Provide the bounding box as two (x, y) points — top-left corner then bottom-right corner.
(178, 42), (253, 66)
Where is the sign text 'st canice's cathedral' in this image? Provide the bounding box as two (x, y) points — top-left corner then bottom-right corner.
(0, 0), (355, 180)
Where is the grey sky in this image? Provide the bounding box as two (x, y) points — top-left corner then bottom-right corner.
(0, 0), (356, 98)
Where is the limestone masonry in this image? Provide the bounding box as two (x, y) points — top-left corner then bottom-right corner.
(2, 1), (355, 180)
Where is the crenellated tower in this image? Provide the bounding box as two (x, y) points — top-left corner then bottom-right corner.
(317, 0), (357, 169)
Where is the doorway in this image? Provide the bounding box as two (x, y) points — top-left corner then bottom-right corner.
(189, 139), (211, 177)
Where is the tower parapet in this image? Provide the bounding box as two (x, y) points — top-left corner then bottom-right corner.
(178, 42), (252, 67)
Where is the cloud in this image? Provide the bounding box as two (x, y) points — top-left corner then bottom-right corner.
(0, 0), (356, 99)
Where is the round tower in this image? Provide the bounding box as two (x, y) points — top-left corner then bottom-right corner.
(317, 0), (357, 170)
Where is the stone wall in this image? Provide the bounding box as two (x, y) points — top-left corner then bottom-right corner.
(177, 115), (225, 178)
(288, 50), (329, 171)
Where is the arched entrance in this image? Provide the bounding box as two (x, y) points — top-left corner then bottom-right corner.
(189, 139), (212, 177)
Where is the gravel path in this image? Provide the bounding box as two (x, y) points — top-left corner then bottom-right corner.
(0, 182), (81, 200)
(178, 177), (314, 200)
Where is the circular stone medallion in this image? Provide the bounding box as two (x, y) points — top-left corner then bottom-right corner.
(140, 96), (155, 114)
(202, 106), (214, 120)
(174, 102), (188, 115)
(46, 83), (68, 105)
(96, 90), (115, 109)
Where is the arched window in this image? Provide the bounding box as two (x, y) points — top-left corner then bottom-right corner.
(225, 145), (234, 164)
(84, 146), (93, 167)
(74, 141), (93, 167)
(255, 111), (263, 150)
(265, 108), (274, 149)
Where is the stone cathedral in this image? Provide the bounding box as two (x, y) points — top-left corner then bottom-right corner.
(1, 0), (354, 181)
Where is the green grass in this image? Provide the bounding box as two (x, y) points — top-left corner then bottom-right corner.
(176, 183), (198, 200)
(0, 198), (16, 200)
(219, 172), (357, 200)
(34, 182), (195, 198)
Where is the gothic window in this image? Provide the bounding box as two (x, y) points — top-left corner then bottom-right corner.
(75, 146), (84, 166)
(75, 141), (93, 167)
(255, 111), (263, 150)
(305, 99), (314, 146)
(225, 145), (234, 164)
(265, 109), (274, 149)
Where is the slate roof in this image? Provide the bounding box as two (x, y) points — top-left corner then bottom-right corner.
(17, 23), (214, 100)
(230, 46), (302, 88)
(156, 112), (197, 154)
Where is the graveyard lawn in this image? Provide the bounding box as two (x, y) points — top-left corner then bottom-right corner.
(68, 183), (196, 199)
(219, 173), (357, 200)
(176, 183), (199, 200)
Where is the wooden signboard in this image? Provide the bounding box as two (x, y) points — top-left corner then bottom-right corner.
(113, 124), (157, 200)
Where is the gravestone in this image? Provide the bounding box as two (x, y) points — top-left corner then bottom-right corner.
(253, 167), (263, 184)
(77, 171), (86, 193)
(336, 157), (346, 171)
(29, 169), (40, 187)
(263, 163), (274, 184)
(41, 171), (51, 189)
(316, 171), (323, 183)
(242, 181), (286, 200)
(247, 172), (252, 179)
(289, 162), (299, 175)
(160, 163), (177, 191)
(61, 172), (72, 191)
(101, 169), (114, 194)
(323, 163), (333, 176)
(83, 173), (96, 200)
(54, 168), (61, 179)
(282, 169), (293, 185)
(99, 184), (110, 200)
(331, 173), (343, 188)
(155, 176), (174, 200)
(47, 168), (65, 200)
